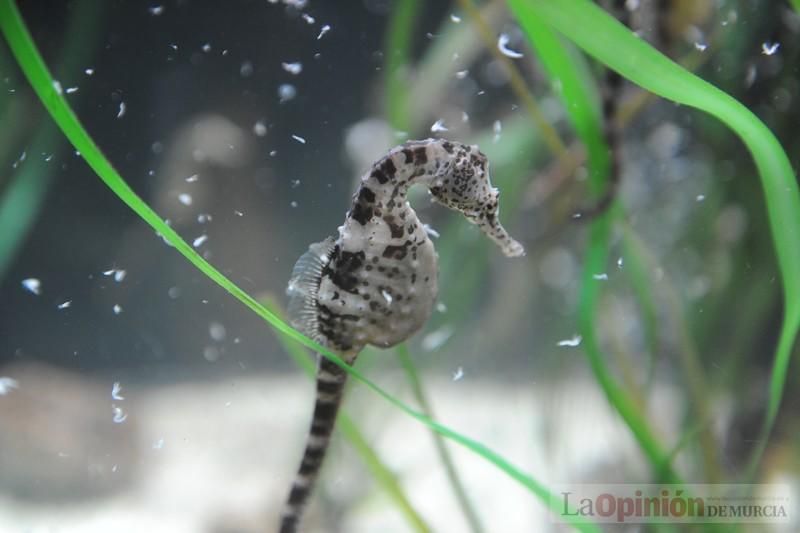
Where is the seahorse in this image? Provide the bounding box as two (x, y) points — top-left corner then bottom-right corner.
(280, 138), (524, 532)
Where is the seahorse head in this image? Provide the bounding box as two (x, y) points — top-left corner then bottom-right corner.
(429, 144), (525, 257)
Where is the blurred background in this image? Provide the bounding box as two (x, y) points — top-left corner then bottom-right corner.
(0, 0), (798, 531)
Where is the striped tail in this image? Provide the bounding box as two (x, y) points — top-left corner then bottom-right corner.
(279, 356), (347, 533)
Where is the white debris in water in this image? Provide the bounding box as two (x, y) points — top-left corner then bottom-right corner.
(240, 61), (254, 77)
(452, 366), (464, 381)
(193, 234), (208, 248)
(278, 83), (297, 103)
(282, 61), (303, 75)
(117, 101), (126, 119)
(317, 24), (331, 40)
(557, 335), (582, 347)
(696, 194), (706, 202)
(148, 5), (164, 15)
(203, 346), (220, 362)
(21, 278), (41, 295)
(302, 13), (315, 24)
(66, 86), (79, 94)
(290, 200), (298, 208)
(498, 33), (524, 58)
(455, 69), (469, 79)
(381, 290), (393, 305)
(197, 213), (212, 223)
(461, 111), (469, 123)
(111, 382), (125, 401)
(113, 304), (123, 315)
(423, 224), (440, 239)
(450, 14), (461, 23)
(593, 273), (609, 281)
(209, 321), (227, 341)
(253, 120), (268, 136)
(0, 377), (19, 395)
(290, 179), (301, 188)
(202, 43), (212, 53)
(761, 42), (780, 56)
(430, 119), (448, 133)
(436, 302), (447, 313)
(291, 134), (306, 144)
(57, 300), (72, 310)
(152, 438), (165, 450)
(52, 80), (63, 95)
(493, 120), (502, 143)
(625, 0), (640, 10)
(85, 68), (94, 75)
(234, 210), (244, 217)
(694, 42), (707, 52)
(112, 405), (127, 423)
(186, 174), (199, 182)
(617, 257), (624, 268)
(114, 269), (126, 282)
(178, 193), (193, 206)
(421, 326), (454, 351)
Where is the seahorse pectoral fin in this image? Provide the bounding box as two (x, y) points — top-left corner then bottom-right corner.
(286, 236), (336, 340)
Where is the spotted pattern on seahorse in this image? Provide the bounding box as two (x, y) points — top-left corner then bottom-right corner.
(280, 138), (524, 533)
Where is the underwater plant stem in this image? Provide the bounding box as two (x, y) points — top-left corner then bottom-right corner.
(396, 344), (485, 533)
(457, 0), (570, 161)
(385, 0), (422, 134)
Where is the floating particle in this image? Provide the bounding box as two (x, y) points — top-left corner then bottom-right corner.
(696, 194), (706, 202)
(152, 438), (165, 450)
(85, 68), (94, 75)
(291, 134), (306, 144)
(421, 326), (454, 351)
(151, 141), (164, 154)
(0, 377), (18, 395)
(168, 286), (181, 299)
(253, 120), (268, 137)
(52, 80), (63, 94)
(57, 300), (72, 310)
(209, 321), (227, 341)
(282, 61), (303, 75)
(430, 119), (448, 133)
(112, 405), (127, 423)
(452, 366), (464, 381)
(178, 193), (193, 206)
(461, 111), (469, 123)
(240, 60), (254, 77)
(66, 86), (79, 94)
(694, 42), (707, 52)
(761, 42), (779, 56)
(168, 43), (178, 51)
(117, 101), (126, 119)
(148, 5), (163, 15)
(423, 224), (440, 239)
(186, 174), (199, 183)
(557, 335), (582, 347)
(381, 290), (393, 305)
(197, 213), (212, 223)
(617, 257), (624, 268)
(234, 210), (244, 217)
(290, 179), (301, 188)
(203, 346), (220, 362)
(278, 83), (296, 103)
(202, 43), (211, 53)
(113, 304), (123, 315)
(497, 33), (524, 58)
(455, 69), (469, 79)
(193, 234), (208, 248)
(290, 200), (298, 208)
(302, 13), (315, 24)
(592, 273), (609, 281)
(114, 269), (126, 282)
(450, 14), (461, 23)
(625, 0), (640, 9)
(21, 278), (41, 295)
(317, 24), (331, 40)
(111, 382), (125, 401)
(493, 120), (502, 143)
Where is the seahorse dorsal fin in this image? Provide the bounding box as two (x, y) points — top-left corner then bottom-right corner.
(286, 236), (336, 342)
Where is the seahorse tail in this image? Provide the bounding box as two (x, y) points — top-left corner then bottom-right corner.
(279, 356), (347, 533)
